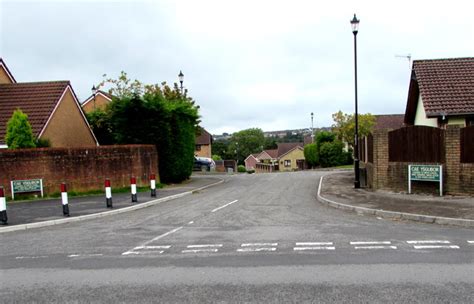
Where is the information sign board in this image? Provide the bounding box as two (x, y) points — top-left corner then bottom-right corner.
(10, 179), (43, 200)
(408, 165), (442, 196)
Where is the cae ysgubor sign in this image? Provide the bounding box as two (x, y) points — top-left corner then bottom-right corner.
(408, 165), (443, 196)
(10, 179), (43, 200)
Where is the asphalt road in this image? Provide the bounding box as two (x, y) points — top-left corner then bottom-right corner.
(1, 171), (473, 303)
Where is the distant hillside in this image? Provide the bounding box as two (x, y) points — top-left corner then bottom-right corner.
(213, 127), (331, 141)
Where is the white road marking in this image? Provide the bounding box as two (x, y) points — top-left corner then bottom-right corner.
(296, 242), (333, 246)
(68, 254), (103, 258)
(124, 250), (165, 255)
(241, 243), (278, 247)
(350, 241), (391, 245)
(211, 200), (239, 213)
(142, 226), (184, 246)
(414, 245), (459, 249)
(354, 246), (397, 250)
(293, 247), (335, 251)
(15, 256), (48, 259)
(467, 241), (474, 244)
(407, 240), (450, 244)
(188, 221), (194, 224)
(122, 251), (141, 255)
(237, 248), (276, 252)
(135, 245), (171, 250)
(187, 244), (223, 248)
(182, 249), (219, 253)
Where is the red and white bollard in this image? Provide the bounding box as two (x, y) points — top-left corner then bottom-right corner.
(0, 186), (7, 225)
(150, 174), (157, 197)
(130, 176), (138, 203)
(105, 179), (113, 208)
(61, 183), (69, 217)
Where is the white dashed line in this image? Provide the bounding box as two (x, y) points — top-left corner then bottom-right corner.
(15, 256), (48, 259)
(187, 244), (223, 248)
(211, 200), (239, 213)
(67, 254), (103, 258)
(182, 249), (219, 254)
(241, 243), (278, 247)
(407, 240), (450, 244)
(467, 241), (474, 244)
(296, 242), (333, 246)
(414, 245), (459, 250)
(293, 247), (335, 251)
(135, 245), (171, 250)
(188, 221), (194, 225)
(350, 241), (392, 245)
(237, 247), (277, 252)
(354, 246), (397, 250)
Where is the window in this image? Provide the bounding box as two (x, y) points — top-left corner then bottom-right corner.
(284, 160), (291, 167)
(195, 145), (201, 151)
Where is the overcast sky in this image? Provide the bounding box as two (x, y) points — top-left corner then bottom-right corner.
(1, 0), (473, 135)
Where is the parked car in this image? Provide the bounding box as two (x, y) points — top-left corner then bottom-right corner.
(193, 156), (216, 171)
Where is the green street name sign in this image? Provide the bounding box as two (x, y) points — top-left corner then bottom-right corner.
(10, 179), (43, 200)
(408, 165), (443, 196)
(409, 165), (441, 182)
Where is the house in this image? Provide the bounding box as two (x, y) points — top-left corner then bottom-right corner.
(257, 149), (278, 164)
(404, 57), (474, 128)
(374, 114), (405, 130)
(195, 127), (212, 158)
(81, 90), (113, 113)
(244, 153), (259, 171)
(276, 142), (305, 171)
(0, 58), (98, 148)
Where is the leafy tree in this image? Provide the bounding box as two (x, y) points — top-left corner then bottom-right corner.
(5, 109), (36, 149)
(264, 137), (278, 149)
(304, 143), (318, 168)
(229, 128), (265, 164)
(212, 155), (222, 161)
(212, 139), (231, 159)
(331, 110), (375, 148)
(86, 108), (114, 145)
(319, 140), (346, 167)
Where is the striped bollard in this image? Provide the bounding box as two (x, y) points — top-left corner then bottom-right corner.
(0, 186), (7, 225)
(61, 183), (70, 217)
(131, 176), (138, 203)
(105, 179), (113, 208)
(150, 174), (157, 197)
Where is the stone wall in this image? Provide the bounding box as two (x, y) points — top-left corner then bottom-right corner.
(0, 145), (158, 197)
(363, 125), (473, 195)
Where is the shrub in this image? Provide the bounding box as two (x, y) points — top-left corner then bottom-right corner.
(304, 143), (318, 168)
(319, 140), (346, 167)
(237, 165), (246, 172)
(247, 169), (255, 174)
(35, 138), (51, 148)
(5, 109), (36, 149)
(212, 155), (222, 161)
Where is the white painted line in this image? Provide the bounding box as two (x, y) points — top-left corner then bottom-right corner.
(241, 243), (278, 247)
(182, 249), (219, 253)
(296, 242), (333, 246)
(350, 241), (391, 245)
(237, 248), (276, 252)
(211, 200), (239, 213)
(68, 254), (103, 258)
(467, 241), (474, 244)
(414, 245), (459, 249)
(187, 244), (223, 248)
(15, 256), (48, 259)
(126, 250), (165, 255)
(407, 240), (450, 244)
(68, 254), (80, 258)
(141, 226), (184, 246)
(135, 245), (171, 250)
(293, 247), (335, 251)
(188, 221), (194, 224)
(354, 246), (397, 250)
(121, 251), (140, 256)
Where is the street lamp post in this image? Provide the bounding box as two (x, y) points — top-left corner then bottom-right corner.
(178, 70), (184, 94)
(351, 14), (361, 189)
(91, 85), (97, 110)
(311, 112), (315, 143)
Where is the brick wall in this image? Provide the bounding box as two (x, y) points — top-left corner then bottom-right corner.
(0, 145), (158, 197)
(364, 125), (473, 195)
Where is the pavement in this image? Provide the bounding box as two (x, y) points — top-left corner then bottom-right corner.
(318, 171), (474, 227)
(0, 176), (223, 232)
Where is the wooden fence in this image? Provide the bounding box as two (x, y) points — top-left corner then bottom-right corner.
(388, 126), (445, 162)
(461, 125), (474, 163)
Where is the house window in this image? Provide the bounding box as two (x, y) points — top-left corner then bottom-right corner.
(195, 145), (201, 151)
(284, 160), (291, 167)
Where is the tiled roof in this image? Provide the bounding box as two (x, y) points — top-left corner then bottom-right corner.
(414, 57), (474, 116)
(196, 127), (211, 145)
(261, 149), (278, 159)
(374, 114), (405, 130)
(0, 81), (69, 144)
(277, 142), (303, 158)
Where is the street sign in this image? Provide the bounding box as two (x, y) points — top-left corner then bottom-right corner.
(408, 165), (442, 196)
(10, 179), (43, 200)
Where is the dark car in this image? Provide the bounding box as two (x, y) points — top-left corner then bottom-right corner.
(193, 157), (216, 171)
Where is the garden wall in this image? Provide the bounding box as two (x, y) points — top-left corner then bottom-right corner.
(0, 145), (159, 197)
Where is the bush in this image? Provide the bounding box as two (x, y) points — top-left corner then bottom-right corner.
(237, 165), (246, 172)
(247, 169), (255, 174)
(5, 109), (36, 149)
(304, 143), (318, 168)
(212, 155), (222, 161)
(35, 138), (51, 148)
(319, 140), (346, 167)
